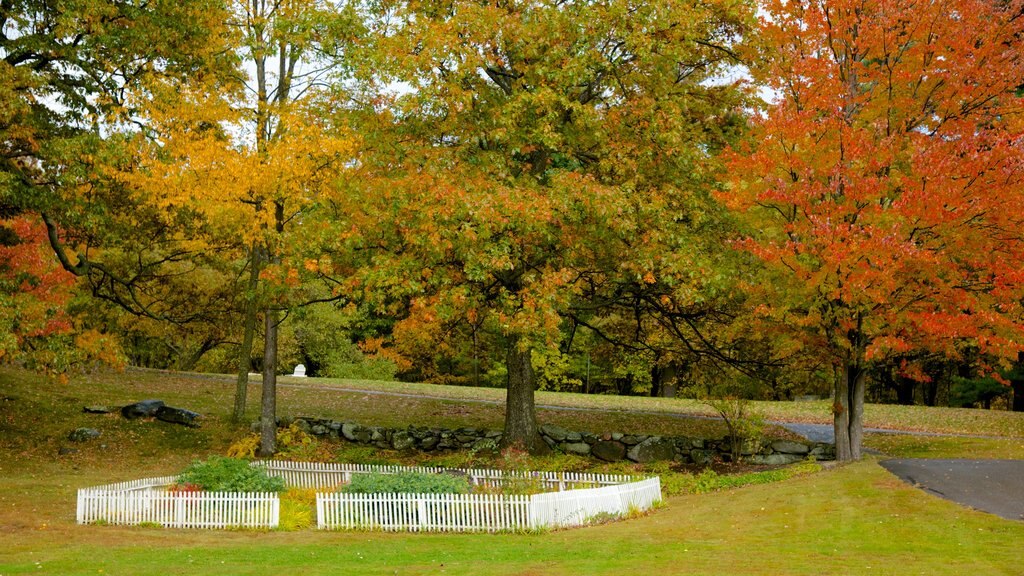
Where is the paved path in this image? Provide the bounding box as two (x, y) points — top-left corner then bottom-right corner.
(880, 459), (1024, 521)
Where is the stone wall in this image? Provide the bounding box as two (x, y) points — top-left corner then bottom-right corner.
(269, 416), (836, 464)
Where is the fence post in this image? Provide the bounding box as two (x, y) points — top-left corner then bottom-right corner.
(417, 497), (428, 531)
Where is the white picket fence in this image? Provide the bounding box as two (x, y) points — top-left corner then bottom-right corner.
(253, 460), (635, 492)
(316, 476), (662, 532)
(317, 492), (533, 532)
(77, 462), (660, 532)
(76, 476), (280, 529)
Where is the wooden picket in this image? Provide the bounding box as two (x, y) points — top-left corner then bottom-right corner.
(316, 477), (662, 532)
(76, 476), (280, 529)
(316, 492), (532, 532)
(76, 463), (660, 532)
(253, 460), (636, 492)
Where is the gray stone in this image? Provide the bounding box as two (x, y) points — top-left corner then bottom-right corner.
(293, 419), (313, 434)
(311, 424), (328, 435)
(83, 406), (114, 414)
(592, 440), (627, 462)
(370, 428), (384, 442)
(771, 440), (811, 455)
(327, 421), (342, 431)
(582, 433), (598, 444)
(120, 399), (165, 419)
(420, 436), (439, 450)
(155, 406), (201, 427)
(559, 442), (591, 456)
(749, 453), (803, 466)
(392, 431), (415, 450)
(539, 424), (570, 442)
(611, 432), (624, 441)
(620, 434), (648, 446)
(455, 434), (476, 444)
(484, 430), (503, 439)
(342, 422), (372, 443)
(68, 428), (101, 442)
(565, 431), (582, 442)
(627, 437), (676, 463)
(691, 449), (716, 466)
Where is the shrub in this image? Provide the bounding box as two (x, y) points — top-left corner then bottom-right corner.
(178, 457), (286, 493)
(277, 488), (317, 531)
(340, 471), (470, 495)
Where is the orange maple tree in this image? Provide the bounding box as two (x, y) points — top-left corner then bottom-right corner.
(725, 0), (1024, 459)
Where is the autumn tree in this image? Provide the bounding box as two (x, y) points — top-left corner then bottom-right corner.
(726, 0), (1024, 460)
(0, 1), (239, 375)
(347, 0), (752, 452)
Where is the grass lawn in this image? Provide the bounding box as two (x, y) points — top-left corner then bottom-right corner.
(1, 367), (1022, 575)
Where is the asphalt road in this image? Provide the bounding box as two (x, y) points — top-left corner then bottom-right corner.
(880, 459), (1024, 521)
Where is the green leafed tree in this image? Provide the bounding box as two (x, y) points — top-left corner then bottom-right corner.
(345, 0), (753, 453)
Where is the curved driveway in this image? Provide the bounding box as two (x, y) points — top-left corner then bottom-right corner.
(880, 459), (1024, 521)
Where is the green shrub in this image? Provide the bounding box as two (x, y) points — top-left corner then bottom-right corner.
(340, 471), (470, 495)
(178, 456), (286, 493)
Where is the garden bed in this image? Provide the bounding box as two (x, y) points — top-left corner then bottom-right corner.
(76, 459), (662, 532)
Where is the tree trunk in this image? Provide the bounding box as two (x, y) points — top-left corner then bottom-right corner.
(500, 335), (549, 454)
(258, 307), (279, 457)
(834, 362), (865, 461)
(895, 376), (915, 406)
(233, 247), (262, 422)
(1012, 352), (1024, 412)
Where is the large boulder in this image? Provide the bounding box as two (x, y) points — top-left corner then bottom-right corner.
(155, 406), (201, 427)
(120, 400), (165, 419)
(749, 453), (804, 466)
(627, 437), (676, 463)
(391, 430), (415, 450)
(771, 440), (811, 455)
(539, 424), (570, 443)
(559, 442), (591, 456)
(592, 440), (627, 462)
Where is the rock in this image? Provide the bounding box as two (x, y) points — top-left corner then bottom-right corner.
(120, 399), (165, 419)
(83, 406), (114, 414)
(539, 424), (570, 442)
(592, 440), (627, 462)
(485, 430), (503, 439)
(68, 428), (101, 442)
(311, 425), (328, 435)
(559, 442), (591, 456)
(327, 421), (342, 431)
(771, 440), (811, 455)
(155, 406), (201, 427)
(420, 436), (439, 450)
(611, 432), (624, 441)
(627, 437), (676, 463)
(342, 422), (372, 443)
(455, 434), (477, 444)
(810, 444), (836, 460)
(58, 447), (79, 456)
(278, 415), (296, 427)
(392, 431), (415, 450)
(582, 433), (598, 444)
(691, 449), (716, 466)
(620, 434), (648, 446)
(749, 453), (803, 466)
(565, 431), (582, 442)
(370, 428), (384, 442)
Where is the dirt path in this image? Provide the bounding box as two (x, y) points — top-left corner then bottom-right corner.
(880, 459), (1024, 521)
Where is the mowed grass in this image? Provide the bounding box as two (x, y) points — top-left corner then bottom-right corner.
(271, 372), (1024, 438)
(1, 460), (1022, 575)
(2, 366), (1024, 575)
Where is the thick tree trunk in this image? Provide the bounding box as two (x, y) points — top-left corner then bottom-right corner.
(501, 335), (549, 454)
(233, 247), (261, 422)
(834, 362), (865, 461)
(258, 307), (279, 457)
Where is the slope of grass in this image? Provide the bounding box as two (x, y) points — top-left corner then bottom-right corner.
(265, 372), (1024, 438)
(2, 367), (1024, 574)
